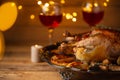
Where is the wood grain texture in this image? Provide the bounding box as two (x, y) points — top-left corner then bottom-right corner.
(0, 46), (62, 80)
(0, 71), (61, 80)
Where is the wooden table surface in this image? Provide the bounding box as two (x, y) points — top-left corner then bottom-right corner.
(0, 46), (62, 80)
(1, 46), (120, 80)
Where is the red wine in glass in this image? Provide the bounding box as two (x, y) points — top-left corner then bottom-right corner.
(39, 2), (62, 44)
(39, 14), (62, 29)
(82, 9), (104, 26)
(82, 1), (105, 28)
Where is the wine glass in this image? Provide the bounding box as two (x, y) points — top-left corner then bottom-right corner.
(39, 2), (62, 44)
(82, 0), (104, 29)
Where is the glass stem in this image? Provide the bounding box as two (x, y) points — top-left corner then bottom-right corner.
(48, 28), (54, 45)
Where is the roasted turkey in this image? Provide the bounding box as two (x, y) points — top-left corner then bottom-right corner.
(74, 29), (120, 62)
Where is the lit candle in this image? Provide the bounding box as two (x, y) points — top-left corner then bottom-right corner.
(31, 45), (43, 63)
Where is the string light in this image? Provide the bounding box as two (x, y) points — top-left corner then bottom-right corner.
(106, 0), (109, 2)
(62, 12), (66, 16)
(83, 3), (92, 12)
(66, 13), (73, 20)
(60, 0), (65, 4)
(37, 1), (42, 5)
(49, 1), (55, 5)
(94, 3), (98, 7)
(62, 12), (77, 22)
(11, 2), (15, 7)
(18, 5), (22, 10)
(103, 2), (107, 7)
(30, 14), (35, 20)
(72, 18), (77, 22)
(72, 12), (77, 17)
(7, 0), (110, 24)
(44, 3), (49, 7)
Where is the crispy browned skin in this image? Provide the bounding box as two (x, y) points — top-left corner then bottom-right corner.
(51, 29), (120, 70)
(75, 29), (120, 62)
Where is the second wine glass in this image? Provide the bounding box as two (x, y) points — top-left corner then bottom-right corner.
(82, 0), (104, 28)
(39, 2), (62, 44)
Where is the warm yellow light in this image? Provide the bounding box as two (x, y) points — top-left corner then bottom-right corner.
(44, 3), (49, 7)
(30, 14), (35, 20)
(83, 7), (92, 12)
(66, 13), (73, 20)
(37, 1), (42, 5)
(106, 0), (109, 2)
(62, 12), (66, 16)
(83, 3), (92, 12)
(104, 2), (107, 7)
(94, 3), (98, 7)
(0, 2), (18, 31)
(49, 1), (55, 5)
(60, 0), (65, 4)
(18, 5), (22, 10)
(35, 44), (39, 47)
(72, 18), (77, 22)
(43, 3), (49, 12)
(11, 2), (15, 7)
(72, 12), (77, 17)
(87, 3), (93, 8)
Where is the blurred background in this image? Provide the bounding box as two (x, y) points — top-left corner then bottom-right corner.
(1, 0), (120, 46)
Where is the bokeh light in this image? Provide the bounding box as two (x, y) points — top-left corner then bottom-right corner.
(60, 0), (65, 4)
(18, 5), (22, 10)
(72, 12), (77, 17)
(30, 14), (35, 20)
(37, 1), (42, 5)
(72, 18), (77, 22)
